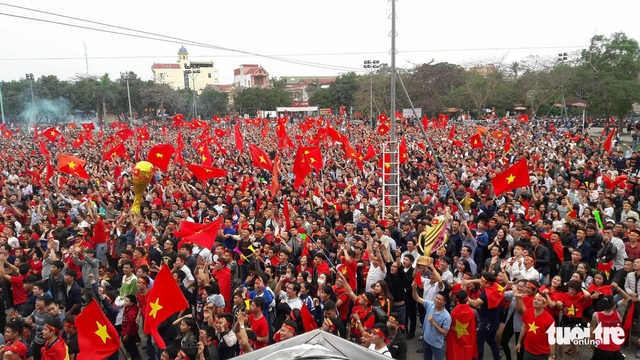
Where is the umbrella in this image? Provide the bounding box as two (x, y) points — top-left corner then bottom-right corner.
(446, 107), (461, 113)
(514, 106), (527, 110)
(554, 103), (565, 108)
(571, 102), (587, 107)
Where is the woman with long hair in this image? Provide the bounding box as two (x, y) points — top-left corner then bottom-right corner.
(587, 271), (612, 312)
(547, 281), (592, 360)
(372, 280), (394, 316)
(297, 255), (312, 274)
(576, 263), (593, 288)
(453, 259), (471, 284)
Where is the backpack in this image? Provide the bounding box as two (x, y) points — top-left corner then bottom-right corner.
(371, 305), (389, 324)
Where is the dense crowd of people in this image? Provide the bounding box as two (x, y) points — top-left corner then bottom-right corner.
(0, 114), (636, 360)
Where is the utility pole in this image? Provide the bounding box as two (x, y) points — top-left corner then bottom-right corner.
(120, 71), (133, 124)
(363, 60), (381, 127)
(84, 42), (89, 76)
(26, 73), (35, 124)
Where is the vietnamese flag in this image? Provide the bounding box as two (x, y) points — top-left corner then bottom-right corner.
(144, 265), (189, 349)
(301, 146), (322, 171)
(448, 125), (455, 140)
(234, 123), (244, 153)
(504, 134), (512, 153)
(470, 133), (483, 149)
(452, 140), (464, 147)
(446, 303), (478, 360)
(80, 123), (95, 131)
(377, 123), (390, 135)
(420, 115), (429, 130)
(76, 299), (120, 360)
(147, 144), (175, 172)
(178, 216), (223, 250)
(300, 301), (319, 332)
(186, 164), (228, 180)
(38, 141), (50, 157)
(484, 283), (504, 309)
(293, 146), (312, 189)
(597, 261), (614, 277)
(66, 123), (77, 130)
(623, 301), (635, 343)
(270, 155), (279, 196)
(115, 128), (134, 141)
(491, 158), (531, 197)
(172, 114), (185, 127)
(413, 271), (423, 289)
(45, 159), (54, 185)
(58, 154), (90, 179)
(603, 128), (616, 152)
(490, 130), (506, 140)
(103, 142), (129, 161)
(364, 144), (377, 161)
(200, 143), (213, 167)
(42, 127), (61, 142)
(399, 137), (408, 164)
(72, 132), (84, 148)
(283, 196), (291, 231)
(136, 126), (150, 141)
(517, 114), (529, 123)
(214, 129), (225, 138)
(173, 220), (207, 238)
(248, 144), (273, 171)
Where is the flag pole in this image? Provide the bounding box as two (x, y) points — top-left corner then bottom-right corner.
(396, 72), (468, 221)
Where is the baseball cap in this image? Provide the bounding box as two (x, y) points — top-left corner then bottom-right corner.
(4, 342), (27, 360)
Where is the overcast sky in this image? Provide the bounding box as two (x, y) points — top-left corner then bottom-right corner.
(0, 0), (639, 85)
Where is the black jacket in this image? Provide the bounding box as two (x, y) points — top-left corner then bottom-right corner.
(531, 244), (551, 275)
(388, 330), (408, 360)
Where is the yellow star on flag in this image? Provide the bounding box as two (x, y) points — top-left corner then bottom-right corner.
(95, 321), (112, 343)
(50, 131), (56, 136)
(68, 161), (76, 170)
(385, 164), (390, 169)
(198, 146), (204, 152)
(358, 156), (363, 161)
(304, 150), (310, 155)
(452, 320), (469, 339)
(527, 322), (539, 334)
(259, 156), (266, 163)
(202, 155), (207, 162)
(155, 153), (163, 158)
(149, 298), (163, 318)
(566, 304), (575, 316)
(473, 140), (477, 144)
(506, 174), (516, 184)
(205, 169), (212, 173)
(310, 157), (316, 163)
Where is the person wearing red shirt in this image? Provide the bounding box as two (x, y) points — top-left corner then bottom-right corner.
(548, 281), (591, 359)
(590, 295), (624, 358)
(121, 295), (140, 360)
(515, 293), (556, 360)
(349, 292), (377, 342)
(40, 318), (69, 360)
(0, 256), (29, 308)
(247, 297), (269, 350)
(540, 275), (564, 321)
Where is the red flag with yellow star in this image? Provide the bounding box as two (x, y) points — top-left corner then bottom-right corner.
(399, 137), (408, 164)
(293, 146), (312, 189)
(186, 164), (228, 180)
(470, 133), (483, 149)
(377, 123), (390, 135)
(491, 158), (530, 197)
(147, 144), (175, 172)
(42, 127), (61, 142)
(144, 265), (189, 349)
(58, 154), (90, 179)
(76, 299), (120, 360)
(248, 144), (273, 171)
(446, 303), (477, 360)
(301, 146), (322, 171)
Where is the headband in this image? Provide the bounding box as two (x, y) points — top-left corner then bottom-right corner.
(281, 324), (296, 334)
(289, 311), (297, 321)
(388, 316), (405, 330)
(534, 293), (547, 304)
(44, 324), (59, 333)
(64, 321), (75, 328)
(525, 256), (534, 262)
(138, 277), (148, 286)
(526, 282), (538, 289)
(481, 276), (493, 283)
(324, 318), (336, 331)
(372, 328), (390, 344)
(360, 294), (374, 306)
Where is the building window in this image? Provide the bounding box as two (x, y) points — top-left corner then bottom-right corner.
(208, 73), (212, 79)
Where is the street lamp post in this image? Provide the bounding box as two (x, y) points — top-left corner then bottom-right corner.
(120, 71), (134, 123)
(363, 60), (381, 126)
(558, 52), (568, 118)
(25, 73), (35, 124)
(184, 65), (201, 119)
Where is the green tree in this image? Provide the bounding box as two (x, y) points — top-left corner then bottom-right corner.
(308, 88), (333, 108)
(233, 88), (291, 116)
(139, 83), (186, 118)
(198, 88), (229, 117)
(330, 72), (359, 109)
(579, 32), (640, 131)
(270, 76), (288, 89)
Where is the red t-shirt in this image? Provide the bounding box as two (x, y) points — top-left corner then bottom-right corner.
(349, 305), (375, 338)
(560, 292), (592, 319)
(521, 307), (555, 355)
(92, 218), (107, 245)
(249, 314), (269, 350)
(9, 275), (27, 305)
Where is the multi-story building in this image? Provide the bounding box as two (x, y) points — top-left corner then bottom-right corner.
(233, 64), (269, 88)
(151, 46), (218, 91)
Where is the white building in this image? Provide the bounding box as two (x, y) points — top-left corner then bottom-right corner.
(151, 46), (218, 91)
(233, 64), (269, 88)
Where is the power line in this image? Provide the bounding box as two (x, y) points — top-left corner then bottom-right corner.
(0, 5), (362, 72)
(0, 45), (592, 62)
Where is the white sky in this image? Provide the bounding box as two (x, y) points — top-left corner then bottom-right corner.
(0, 0), (638, 85)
